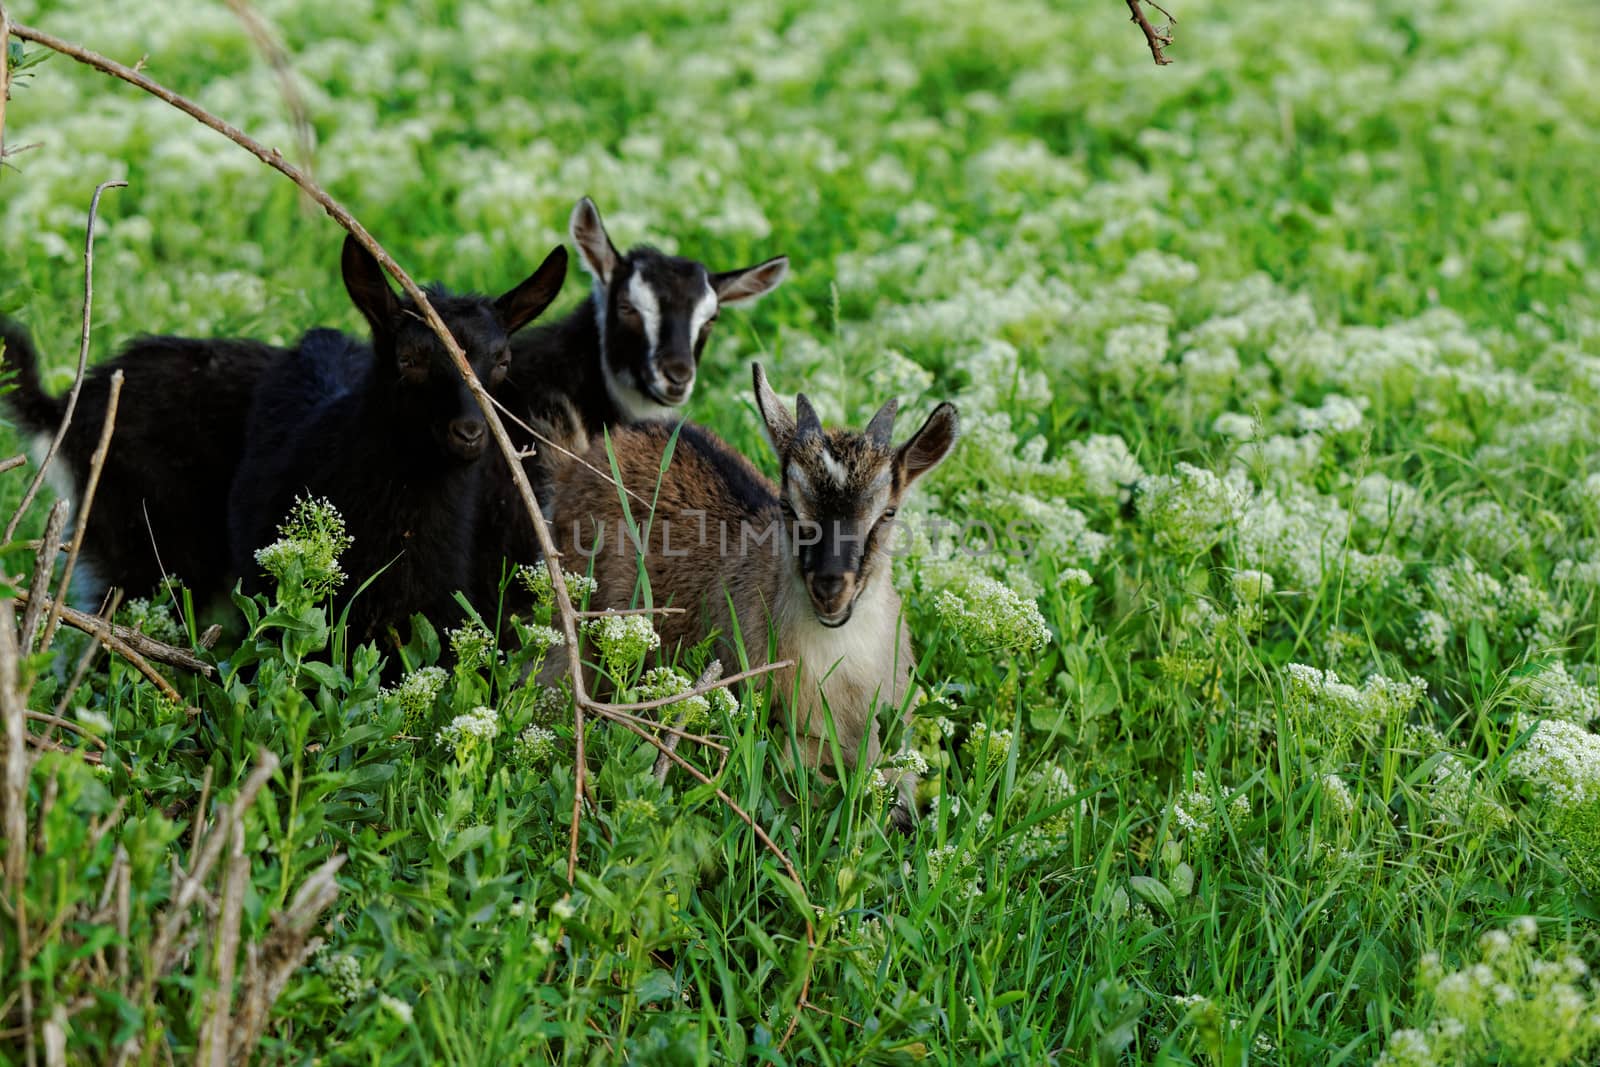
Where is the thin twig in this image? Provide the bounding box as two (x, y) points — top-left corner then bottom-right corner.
(23, 708), (107, 750)
(601, 660), (792, 715)
(19, 500), (67, 654)
(199, 817), (247, 1067)
(51, 589), (120, 721)
(221, 0), (316, 177)
(0, 599), (37, 1067)
(15, 590), (181, 704)
(13, 590), (212, 676)
(0, 2), (11, 158)
(2, 179), (126, 544)
(1125, 0), (1176, 65)
(573, 606), (685, 619)
(0, 455), (26, 475)
(654, 661), (722, 784)
(9, 18), (807, 915)
(42, 369), (121, 651)
(141, 750), (279, 1003)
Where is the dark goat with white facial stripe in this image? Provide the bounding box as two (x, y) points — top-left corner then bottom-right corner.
(477, 197), (788, 606)
(545, 364), (959, 830)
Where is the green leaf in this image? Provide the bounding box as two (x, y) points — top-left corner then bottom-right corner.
(1128, 875), (1177, 915)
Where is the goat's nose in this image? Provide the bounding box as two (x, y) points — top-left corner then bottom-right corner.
(661, 361), (694, 387)
(449, 418), (485, 450)
(811, 574), (846, 602)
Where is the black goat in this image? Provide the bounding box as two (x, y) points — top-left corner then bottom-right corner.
(229, 235), (567, 650)
(477, 196), (789, 606)
(2, 318), (288, 604)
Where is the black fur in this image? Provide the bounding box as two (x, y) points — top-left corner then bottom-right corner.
(229, 236), (566, 652)
(2, 316), (288, 602)
(474, 200), (787, 614)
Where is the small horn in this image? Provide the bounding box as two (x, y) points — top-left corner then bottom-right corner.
(794, 393), (823, 440)
(865, 397), (898, 448)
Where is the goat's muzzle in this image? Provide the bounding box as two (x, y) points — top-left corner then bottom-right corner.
(447, 417), (487, 460)
(807, 571), (857, 627)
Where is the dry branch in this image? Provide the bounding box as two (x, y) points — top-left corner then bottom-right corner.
(2, 179), (126, 545)
(0, 598), (37, 1066)
(19, 501), (67, 654)
(42, 369), (121, 651)
(1125, 0), (1176, 65)
(222, 0), (316, 177)
(11, 23), (819, 1038)
(12, 590), (212, 676)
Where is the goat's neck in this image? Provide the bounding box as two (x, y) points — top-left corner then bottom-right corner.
(770, 557), (901, 686)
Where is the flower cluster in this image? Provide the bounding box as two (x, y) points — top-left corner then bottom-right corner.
(436, 706), (500, 766)
(583, 613), (661, 674)
(253, 496), (353, 599)
(1377, 920), (1600, 1067)
(382, 666), (448, 736)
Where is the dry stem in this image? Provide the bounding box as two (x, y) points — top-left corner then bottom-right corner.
(12, 19), (820, 1038)
(1125, 0), (1176, 65)
(2, 179), (126, 544)
(43, 368), (122, 651)
(19, 501), (67, 654)
(0, 599), (37, 1066)
(13, 590), (212, 676)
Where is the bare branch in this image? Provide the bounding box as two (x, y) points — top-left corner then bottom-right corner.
(654, 660), (722, 784)
(9, 20), (812, 926)
(3, 179), (126, 544)
(0, 598), (37, 1067)
(1125, 0), (1176, 65)
(51, 589), (120, 721)
(222, 0), (316, 177)
(19, 500), (67, 654)
(42, 369), (121, 651)
(13, 590), (212, 676)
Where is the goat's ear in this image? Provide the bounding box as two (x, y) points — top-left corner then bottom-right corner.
(752, 362), (796, 456)
(895, 403), (959, 489)
(794, 392), (823, 444)
(341, 234), (401, 339)
(712, 256), (789, 307)
(569, 197), (619, 287)
(864, 397), (898, 449)
(496, 245), (568, 335)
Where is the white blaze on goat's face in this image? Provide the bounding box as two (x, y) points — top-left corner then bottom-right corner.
(626, 273), (662, 359)
(688, 282), (718, 344)
(820, 443), (849, 489)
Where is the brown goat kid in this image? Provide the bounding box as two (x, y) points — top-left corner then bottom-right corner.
(548, 364), (959, 829)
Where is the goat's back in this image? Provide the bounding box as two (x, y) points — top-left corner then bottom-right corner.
(30, 332), (288, 602)
(548, 420), (781, 656)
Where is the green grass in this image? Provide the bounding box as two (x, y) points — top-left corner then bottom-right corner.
(4, 0), (1600, 1062)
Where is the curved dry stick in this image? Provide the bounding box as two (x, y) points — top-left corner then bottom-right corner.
(10, 18), (811, 912)
(14, 590), (212, 676)
(222, 0), (316, 177)
(42, 368), (122, 651)
(1125, 0), (1176, 65)
(2, 178), (127, 544)
(19, 499), (67, 654)
(0, 3), (11, 156)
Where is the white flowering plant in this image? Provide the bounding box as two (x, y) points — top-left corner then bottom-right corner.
(7, 0), (1600, 1060)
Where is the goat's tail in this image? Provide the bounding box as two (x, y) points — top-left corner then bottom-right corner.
(527, 396), (590, 481)
(0, 317), (66, 434)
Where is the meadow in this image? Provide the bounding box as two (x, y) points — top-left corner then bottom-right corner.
(3, 0), (1600, 1062)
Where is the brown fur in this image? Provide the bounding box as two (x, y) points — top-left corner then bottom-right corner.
(546, 365), (959, 829)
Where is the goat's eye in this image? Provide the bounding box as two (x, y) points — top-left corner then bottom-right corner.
(617, 299), (638, 319)
(779, 500), (797, 519)
(397, 351), (428, 383)
(881, 507), (898, 522)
